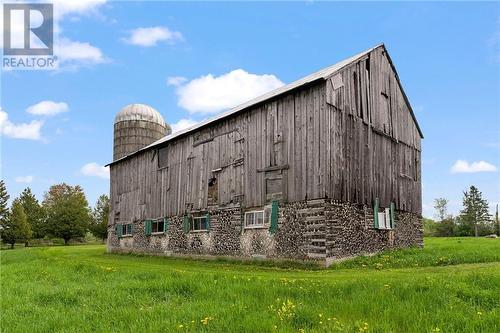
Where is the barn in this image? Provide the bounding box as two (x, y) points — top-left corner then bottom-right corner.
(107, 44), (423, 265)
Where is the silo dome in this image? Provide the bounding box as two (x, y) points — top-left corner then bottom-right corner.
(113, 104), (172, 161)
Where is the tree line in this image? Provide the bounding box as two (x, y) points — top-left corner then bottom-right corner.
(0, 180), (109, 248)
(424, 185), (499, 237)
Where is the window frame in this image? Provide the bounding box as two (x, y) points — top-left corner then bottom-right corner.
(151, 218), (165, 234)
(376, 207), (393, 230)
(190, 216), (208, 232)
(157, 147), (168, 170)
(122, 223), (133, 237)
(244, 210), (265, 229)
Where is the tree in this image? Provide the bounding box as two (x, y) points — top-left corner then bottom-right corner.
(18, 188), (46, 240)
(0, 180), (11, 245)
(422, 218), (437, 237)
(91, 194), (109, 242)
(43, 183), (91, 245)
(435, 217), (456, 237)
(0, 180), (9, 224)
(432, 197), (456, 237)
(495, 204), (499, 237)
(458, 186), (491, 237)
(1, 200), (32, 249)
(433, 198), (449, 221)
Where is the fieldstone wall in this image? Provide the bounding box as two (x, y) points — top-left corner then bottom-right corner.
(324, 200), (423, 264)
(107, 199), (423, 265)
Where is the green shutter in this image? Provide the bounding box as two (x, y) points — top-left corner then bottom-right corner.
(130, 224), (134, 235)
(206, 213), (211, 231)
(116, 224), (122, 238)
(183, 214), (190, 233)
(164, 217), (169, 233)
(144, 220), (152, 236)
(374, 198), (380, 229)
(390, 202), (396, 229)
(240, 212), (245, 234)
(269, 201), (278, 234)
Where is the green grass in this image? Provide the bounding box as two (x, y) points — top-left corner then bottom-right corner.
(1, 238), (499, 333)
(330, 237), (500, 270)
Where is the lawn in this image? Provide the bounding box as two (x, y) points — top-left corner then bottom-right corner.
(1, 237), (499, 333)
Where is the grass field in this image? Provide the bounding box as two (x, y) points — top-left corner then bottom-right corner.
(1, 238), (499, 332)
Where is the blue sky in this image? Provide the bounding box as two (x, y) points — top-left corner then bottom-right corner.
(1, 1), (499, 218)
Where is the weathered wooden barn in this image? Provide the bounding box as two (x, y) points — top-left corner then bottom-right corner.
(107, 44), (423, 265)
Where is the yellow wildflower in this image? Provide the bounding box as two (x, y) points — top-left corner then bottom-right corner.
(200, 316), (214, 325)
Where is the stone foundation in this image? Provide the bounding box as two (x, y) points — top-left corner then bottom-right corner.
(107, 199), (423, 266)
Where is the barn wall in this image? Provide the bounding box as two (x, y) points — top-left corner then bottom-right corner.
(108, 45), (423, 262)
(324, 46), (422, 214)
(324, 200), (422, 264)
(107, 199), (422, 263)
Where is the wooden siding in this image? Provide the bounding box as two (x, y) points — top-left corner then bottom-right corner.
(110, 46), (422, 224)
(324, 47), (421, 213)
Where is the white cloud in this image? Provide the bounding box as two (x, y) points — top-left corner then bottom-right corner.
(26, 101), (69, 116)
(0, 110), (43, 141)
(171, 118), (198, 133)
(52, 0), (107, 19)
(15, 176), (34, 184)
(57, 38), (106, 66)
(451, 160), (497, 174)
(123, 26), (183, 47)
(167, 76), (188, 87)
(174, 69), (284, 114)
(81, 162), (109, 179)
(52, 2), (109, 69)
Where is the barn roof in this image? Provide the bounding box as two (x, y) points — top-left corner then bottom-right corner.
(109, 43), (422, 166)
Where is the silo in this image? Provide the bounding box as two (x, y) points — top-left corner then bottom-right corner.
(113, 104), (171, 161)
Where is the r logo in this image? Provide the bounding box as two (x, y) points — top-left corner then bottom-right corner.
(3, 3), (54, 56)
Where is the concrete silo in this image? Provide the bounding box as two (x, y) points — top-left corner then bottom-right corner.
(113, 104), (171, 161)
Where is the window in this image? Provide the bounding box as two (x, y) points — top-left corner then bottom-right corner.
(122, 224), (133, 236)
(245, 210), (265, 228)
(190, 216), (208, 231)
(145, 218), (168, 235)
(183, 214), (210, 233)
(152, 218), (165, 233)
(374, 199), (396, 230)
(158, 147), (168, 169)
(377, 209), (391, 230)
(207, 176), (218, 205)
